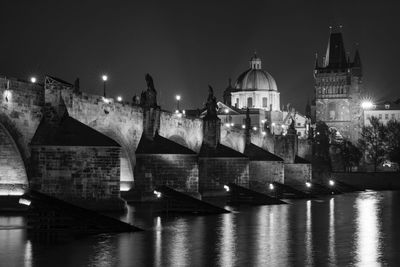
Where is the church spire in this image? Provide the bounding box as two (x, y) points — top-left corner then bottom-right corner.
(352, 45), (362, 76)
(314, 52), (319, 69)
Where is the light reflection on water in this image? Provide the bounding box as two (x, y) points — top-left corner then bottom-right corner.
(355, 192), (382, 267)
(0, 191), (396, 266)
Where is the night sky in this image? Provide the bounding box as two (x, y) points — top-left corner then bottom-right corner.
(1, 0), (399, 113)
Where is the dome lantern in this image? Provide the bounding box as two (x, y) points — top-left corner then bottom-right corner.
(250, 53), (262, 70)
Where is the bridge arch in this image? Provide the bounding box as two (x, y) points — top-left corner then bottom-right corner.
(0, 122), (28, 195)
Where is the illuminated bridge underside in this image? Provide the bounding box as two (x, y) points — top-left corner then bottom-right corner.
(0, 122), (28, 195)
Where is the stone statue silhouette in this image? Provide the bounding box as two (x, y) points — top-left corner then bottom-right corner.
(204, 85), (218, 119)
(140, 73), (157, 107)
(145, 73), (155, 92)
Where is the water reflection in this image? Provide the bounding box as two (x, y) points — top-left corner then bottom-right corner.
(218, 213), (236, 267)
(24, 240), (32, 267)
(328, 197), (336, 266)
(355, 192), (382, 266)
(305, 200), (313, 266)
(154, 216), (162, 267)
(0, 192), (396, 266)
(169, 218), (189, 267)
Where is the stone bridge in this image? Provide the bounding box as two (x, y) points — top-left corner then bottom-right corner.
(0, 75), (312, 195)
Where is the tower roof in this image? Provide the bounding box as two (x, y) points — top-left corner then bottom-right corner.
(323, 32), (347, 69)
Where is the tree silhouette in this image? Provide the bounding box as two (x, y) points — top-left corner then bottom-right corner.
(358, 117), (387, 172)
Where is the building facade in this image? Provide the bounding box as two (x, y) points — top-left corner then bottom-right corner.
(221, 54), (310, 138)
(363, 101), (400, 126)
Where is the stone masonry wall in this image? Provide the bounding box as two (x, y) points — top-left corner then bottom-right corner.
(65, 92), (143, 188)
(30, 146), (121, 201)
(160, 112), (203, 152)
(199, 158), (249, 194)
(249, 161), (284, 189)
(284, 163), (312, 187)
(0, 77), (43, 164)
(134, 154), (198, 194)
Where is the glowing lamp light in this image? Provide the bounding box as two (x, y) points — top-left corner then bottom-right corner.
(30, 77), (37, 83)
(102, 75), (108, 81)
(230, 123), (234, 127)
(361, 100), (373, 109)
(262, 131), (266, 136)
(305, 182), (312, 188)
(223, 185), (230, 192)
(329, 180), (335, 187)
(18, 198), (31, 206)
(117, 96), (123, 102)
(224, 109), (229, 114)
(271, 122), (276, 126)
(176, 95), (181, 101)
(269, 183), (274, 190)
(261, 119), (266, 123)
(153, 190), (162, 198)
(175, 110), (179, 114)
(225, 123), (231, 127)
(182, 110), (186, 115)
(253, 126), (257, 131)
(242, 125), (246, 129)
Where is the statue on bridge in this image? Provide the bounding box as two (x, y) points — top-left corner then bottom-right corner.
(140, 73), (158, 108)
(204, 85), (218, 119)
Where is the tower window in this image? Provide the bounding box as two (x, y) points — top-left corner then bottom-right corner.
(247, 97), (253, 108)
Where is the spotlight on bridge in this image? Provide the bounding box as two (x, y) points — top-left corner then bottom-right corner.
(30, 77), (37, 83)
(305, 182), (312, 188)
(153, 190), (162, 198)
(329, 180), (335, 187)
(223, 185), (230, 192)
(269, 183), (274, 190)
(18, 198), (31, 206)
(361, 100), (373, 109)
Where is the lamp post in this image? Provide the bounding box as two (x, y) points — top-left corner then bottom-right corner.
(30, 77), (37, 83)
(176, 95), (181, 112)
(102, 75), (108, 97)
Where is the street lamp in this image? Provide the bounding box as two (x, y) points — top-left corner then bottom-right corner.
(361, 100), (373, 109)
(117, 96), (122, 102)
(176, 95), (181, 111)
(30, 77), (37, 83)
(102, 75), (108, 97)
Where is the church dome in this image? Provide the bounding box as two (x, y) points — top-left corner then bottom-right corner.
(234, 54), (278, 91)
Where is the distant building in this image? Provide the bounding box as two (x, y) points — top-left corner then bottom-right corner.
(363, 101), (400, 126)
(218, 54), (310, 138)
(312, 30), (363, 143)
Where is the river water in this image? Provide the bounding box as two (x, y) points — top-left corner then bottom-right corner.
(1, 190), (399, 267)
